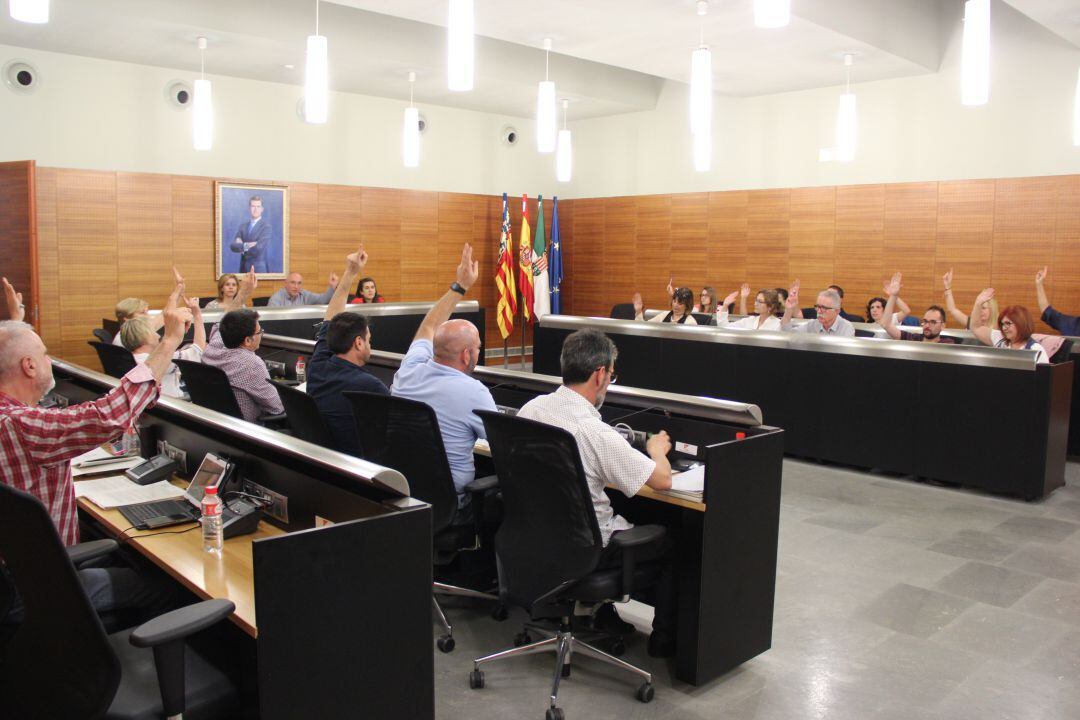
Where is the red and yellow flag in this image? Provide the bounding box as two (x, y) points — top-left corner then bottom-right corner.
(495, 193), (517, 340)
(518, 195), (535, 324)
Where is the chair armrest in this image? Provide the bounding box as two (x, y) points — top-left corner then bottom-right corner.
(66, 539), (119, 566)
(130, 598), (236, 648)
(464, 474), (499, 494)
(259, 413), (289, 428)
(609, 525), (665, 549)
(610, 524), (667, 598)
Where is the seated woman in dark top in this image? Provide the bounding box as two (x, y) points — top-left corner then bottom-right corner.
(633, 287), (698, 325)
(349, 276), (385, 304)
(1035, 266), (1080, 335)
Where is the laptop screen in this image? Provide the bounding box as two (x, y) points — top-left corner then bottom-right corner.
(184, 452), (229, 507)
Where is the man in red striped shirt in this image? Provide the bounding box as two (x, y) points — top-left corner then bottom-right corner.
(1, 278), (188, 622)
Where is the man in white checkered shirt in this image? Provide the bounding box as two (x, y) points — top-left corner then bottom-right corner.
(518, 328), (678, 657)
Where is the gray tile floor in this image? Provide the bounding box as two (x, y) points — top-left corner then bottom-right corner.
(432, 459), (1080, 719)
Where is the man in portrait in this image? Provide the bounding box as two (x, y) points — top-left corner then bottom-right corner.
(229, 195), (273, 273)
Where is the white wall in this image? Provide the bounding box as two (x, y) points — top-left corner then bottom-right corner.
(0, 43), (555, 196)
(563, 0), (1080, 198)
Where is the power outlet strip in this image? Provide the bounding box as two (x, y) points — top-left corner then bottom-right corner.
(244, 480), (288, 524)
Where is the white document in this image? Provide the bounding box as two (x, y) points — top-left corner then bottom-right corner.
(74, 476), (185, 509)
(71, 457), (143, 477)
(670, 464), (706, 494)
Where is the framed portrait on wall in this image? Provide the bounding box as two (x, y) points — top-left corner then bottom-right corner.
(215, 182), (289, 280)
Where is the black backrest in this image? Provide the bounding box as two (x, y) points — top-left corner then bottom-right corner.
(343, 392), (458, 533)
(0, 484), (121, 719)
(475, 410), (603, 613)
(1049, 337), (1073, 364)
(691, 312), (714, 325)
(273, 382), (336, 449)
(91, 328), (112, 344)
(610, 303), (636, 320)
(86, 341), (137, 379)
(853, 329), (876, 338)
(251, 296), (270, 307)
(198, 297), (215, 308)
(173, 359), (244, 419)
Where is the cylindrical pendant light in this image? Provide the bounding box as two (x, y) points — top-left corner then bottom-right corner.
(9, 0), (48, 24)
(193, 38), (213, 151)
(556, 99), (572, 182)
(754, 0), (790, 29)
(305, 1), (328, 124)
(693, 127), (711, 173)
(1073, 67), (1079, 147)
(690, 46), (712, 136)
(537, 39), (557, 153)
(448, 0), (474, 91)
(961, 0), (991, 106)
(835, 54), (856, 162)
(403, 72), (420, 168)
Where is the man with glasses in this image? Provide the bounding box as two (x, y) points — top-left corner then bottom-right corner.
(780, 281), (856, 336)
(517, 328), (679, 656)
(202, 307), (284, 422)
(880, 272), (958, 344)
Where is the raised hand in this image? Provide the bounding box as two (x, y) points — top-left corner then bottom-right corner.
(666, 278), (675, 298)
(884, 272), (902, 297)
(345, 245), (368, 274)
(632, 292), (644, 315)
(1035, 266), (1048, 285)
(975, 287), (995, 305)
(2, 276), (24, 322)
(328, 272), (340, 288)
(184, 296), (201, 314)
(942, 268), (953, 290)
(789, 278), (800, 296)
(244, 268), (258, 291)
(172, 266), (184, 286)
(739, 283), (751, 299)
(162, 307), (192, 343)
(786, 286), (800, 309)
(456, 243), (480, 291)
(722, 290), (739, 307)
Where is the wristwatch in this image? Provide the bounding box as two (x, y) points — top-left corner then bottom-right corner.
(450, 282), (467, 295)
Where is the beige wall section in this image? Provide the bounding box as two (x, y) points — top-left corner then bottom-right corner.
(0, 43), (558, 198)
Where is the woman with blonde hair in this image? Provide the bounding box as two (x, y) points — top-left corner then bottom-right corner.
(942, 268), (998, 331)
(205, 274), (242, 310)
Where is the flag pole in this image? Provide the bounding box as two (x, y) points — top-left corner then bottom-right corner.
(520, 316), (527, 370)
(503, 339), (508, 368)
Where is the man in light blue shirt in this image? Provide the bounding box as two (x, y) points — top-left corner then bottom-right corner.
(267, 272), (339, 307)
(392, 244), (496, 512)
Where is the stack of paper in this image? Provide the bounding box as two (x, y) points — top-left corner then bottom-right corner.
(74, 476), (185, 509)
(666, 464), (706, 501)
(71, 446), (143, 477)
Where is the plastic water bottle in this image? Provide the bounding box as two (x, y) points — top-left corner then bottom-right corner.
(295, 356), (306, 383)
(202, 485), (223, 555)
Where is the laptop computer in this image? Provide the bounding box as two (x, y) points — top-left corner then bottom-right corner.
(117, 452), (232, 529)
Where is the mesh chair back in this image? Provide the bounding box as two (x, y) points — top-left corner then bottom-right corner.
(92, 328), (113, 344)
(172, 359), (244, 419)
(344, 391), (458, 533)
(0, 484), (121, 718)
(273, 382), (336, 448)
(87, 341), (137, 379)
(609, 303), (636, 320)
(475, 410), (603, 613)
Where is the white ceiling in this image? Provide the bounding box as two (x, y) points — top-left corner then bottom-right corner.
(0, 0), (1073, 119)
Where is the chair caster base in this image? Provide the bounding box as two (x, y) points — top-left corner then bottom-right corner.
(469, 669), (485, 689)
(437, 635), (455, 653)
(545, 707), (565, 720)
(492, 604), (509, 621)
(513, 631), (533, 647)
(636, 682), (654, 703)
(561, 663), (571, 678)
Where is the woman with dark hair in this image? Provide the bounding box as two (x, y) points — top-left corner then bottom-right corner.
(866, 286), (909, 328)
(717, 289), (783, 330)
(349, 277), (385, 304)
(773, 287), (790, 317)
(970, 288), (1049, 363)
(633, 287), (698, 324)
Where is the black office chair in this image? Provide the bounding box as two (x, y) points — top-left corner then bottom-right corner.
(251, 296), (270, 307)
(1050, 337), (1073, 364)
(691, 311), (714, 325)
(92, 327), (114, 344)
(854, 329), (876, 338)
(173, 359), (244, 419)
(470, 410), (664, 718)
(343, 391), (498, 653)
(0, 483), (239, 720)
(198, 297), (215, 309)
(609, 303), (636, 320)
(272, 381), (336, 448)
(88, 341), (137, 379)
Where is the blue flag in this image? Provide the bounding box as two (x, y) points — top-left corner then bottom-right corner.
(549, 197), (563, 314)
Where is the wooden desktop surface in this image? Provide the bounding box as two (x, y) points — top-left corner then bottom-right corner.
(473, 441), (706, 512)
(76, 477), (282, 638)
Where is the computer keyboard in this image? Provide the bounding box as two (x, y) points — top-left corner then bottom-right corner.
(118, 499), (196, 527)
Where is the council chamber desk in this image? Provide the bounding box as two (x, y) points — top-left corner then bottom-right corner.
(51, 359), (434, 720)
(534, 315), (1072, 500)
(256, 333), (785, 686)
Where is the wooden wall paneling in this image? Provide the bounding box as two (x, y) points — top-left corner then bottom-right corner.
(883, 182), (938, 314)
(570, 199), (605, 317)
(991, 177), (1058, 320)
(116, 173), (174, 308)
(35, 167), (61, 351)
(288, 183), (321, 293)
(934, 179), (995, 321)
(788, 186), (836, 299)
(0, 161), (36, 324)
(317, 185), (365, 298)
(604, 197), (637, 311)
(57, 170), (118, 368)
(400, 190), (440, 302)
(635, 195), (671, 310)
(669, 193), (710, 299)
(707, 191), (749, 296)
(746, 190), (791, 296)
(171, 176), (216, 301)
(359, 187), (403, 302)
(834, 184), (885, 314)
(1050, 175), (1080, 322)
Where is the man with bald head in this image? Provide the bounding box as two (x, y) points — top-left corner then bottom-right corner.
(392, 244), (496, 517)
(267, 271), (339, 307)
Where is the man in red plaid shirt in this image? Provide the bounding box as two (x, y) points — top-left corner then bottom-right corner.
(1, 278), (189, 623)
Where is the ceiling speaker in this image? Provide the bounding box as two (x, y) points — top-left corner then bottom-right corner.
(501, 125), (518, 146)
(3, 60), (40, 94)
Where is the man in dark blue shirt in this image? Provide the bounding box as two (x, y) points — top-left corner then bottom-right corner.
(1036, 266), (1080, 336)
(306, 246), (389, 455)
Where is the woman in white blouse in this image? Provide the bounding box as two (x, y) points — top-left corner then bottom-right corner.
(970, 288), (1049, 364)
(716, 286), (783, 330)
